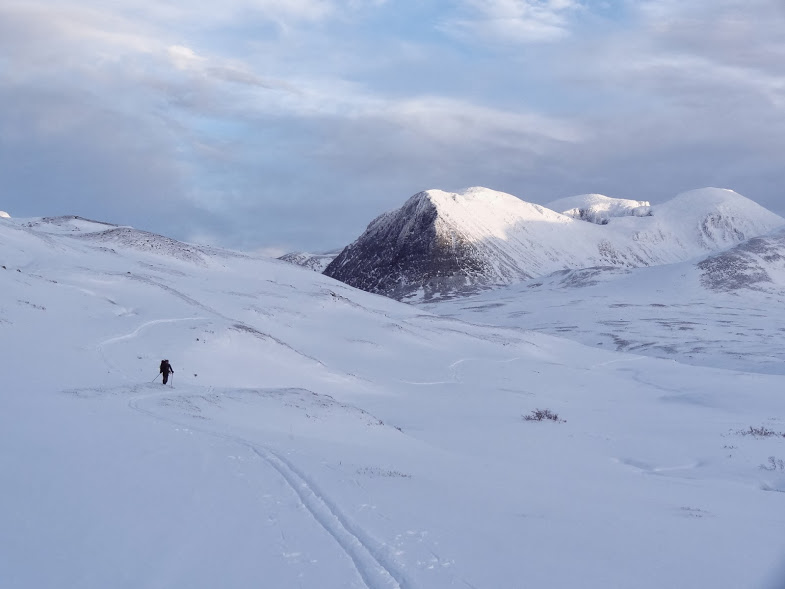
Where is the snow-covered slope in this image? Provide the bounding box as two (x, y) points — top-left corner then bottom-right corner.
(422, 223), (785, 374)
(19, 215), (211, 264)
(2, 215), (785, 589)
(324, 186), (784, 301)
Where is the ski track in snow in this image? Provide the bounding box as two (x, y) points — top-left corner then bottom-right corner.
(99, 317), (206, 348)
(590, 355), (646, 369)
(126, 387), (408, 589)
(449, 356), (524, 383)
(94, 313), (404, 587)
(96, 317), (206, 380)
(251, 446), (407, 589)
(92, 272), (328, 370)
(124, 273), (234, 321)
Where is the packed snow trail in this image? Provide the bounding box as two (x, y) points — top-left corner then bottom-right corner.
(127, 387), (408, 589)
(99, 318), (205, 348)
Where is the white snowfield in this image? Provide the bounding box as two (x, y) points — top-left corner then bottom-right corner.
(2, 215), (785, 589)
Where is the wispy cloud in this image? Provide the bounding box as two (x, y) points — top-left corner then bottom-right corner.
(573, 1), (785, 110)
(442, 0), (583, 44)
(384, 97), (583, 147)
(166, 45), (299, 93)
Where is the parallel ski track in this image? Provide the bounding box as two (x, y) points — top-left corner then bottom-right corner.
(128, 388), (408, 589)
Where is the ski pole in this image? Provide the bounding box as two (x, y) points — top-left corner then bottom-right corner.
(152, 373), (161, 382)
(170, 372), (174, 386)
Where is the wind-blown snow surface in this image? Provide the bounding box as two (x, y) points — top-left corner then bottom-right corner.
(2, 215), (785, 589)
(324, 186), (784, 301)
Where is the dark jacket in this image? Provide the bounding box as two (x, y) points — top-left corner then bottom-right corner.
(160, 360), (173, 375)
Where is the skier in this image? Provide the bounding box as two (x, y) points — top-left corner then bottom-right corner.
(159, 359), (174, 385)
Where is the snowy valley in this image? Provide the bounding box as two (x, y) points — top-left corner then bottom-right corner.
(2, 207), (785, 589)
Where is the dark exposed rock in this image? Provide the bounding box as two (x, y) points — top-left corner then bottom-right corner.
(698, 228), (785, 292)
(324, 192), (498, 301)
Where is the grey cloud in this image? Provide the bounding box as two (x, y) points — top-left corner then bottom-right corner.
(491, 1), (785, 210)
(2, 0), (784, 254)
(0, 82), (193, 227)
(617, 1), (785, 95)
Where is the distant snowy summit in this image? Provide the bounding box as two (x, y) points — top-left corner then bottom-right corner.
(548, 194), (651, 224)
(278, 251), (341, 273)
(321, 186), (785, 301)
(0, 210), (10, 219)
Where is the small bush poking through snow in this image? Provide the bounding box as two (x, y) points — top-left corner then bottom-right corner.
(356, 467), (412, 478)
(523, 408), (565, 423)
(760, 457), (785, 472)
(737, 425), (785, 438)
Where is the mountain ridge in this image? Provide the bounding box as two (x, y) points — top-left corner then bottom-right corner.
(321, 186), (784, 301)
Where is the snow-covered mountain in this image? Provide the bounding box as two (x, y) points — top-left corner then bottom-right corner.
(3, 212), (785, 589)
(323, 186), (784, 301)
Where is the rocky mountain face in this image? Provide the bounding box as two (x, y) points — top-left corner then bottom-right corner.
(322, 186), (785, 301)
(698, 226), (785, 293)
(324, 191), (497, 300)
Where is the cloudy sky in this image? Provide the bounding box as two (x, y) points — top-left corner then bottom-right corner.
(2, 1), (784, 253)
